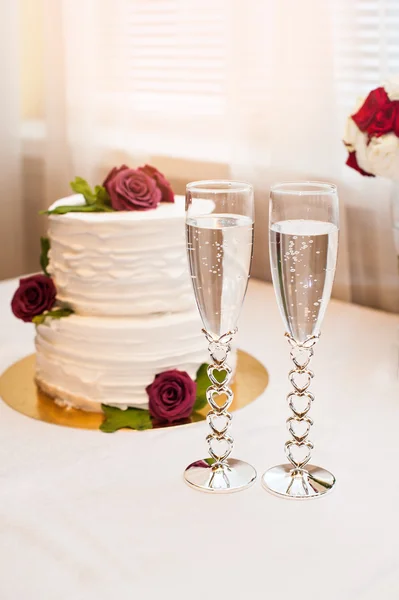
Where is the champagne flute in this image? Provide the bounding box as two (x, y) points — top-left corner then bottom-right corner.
(184, 180), (257, 493)
(262, 182), (339, 499)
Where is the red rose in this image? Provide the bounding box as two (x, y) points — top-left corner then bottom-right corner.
(352, 87), (397, 136)
(352, 87), (391, 132)
(138, 165), (174, 203)
(393, 103), (399, 137)
(367, 102), (397, 137)
(11, 274), (56, 322)
(346, 151), (375, 177)
(146, 369), (196, 423)
(103, 166), (161, 211)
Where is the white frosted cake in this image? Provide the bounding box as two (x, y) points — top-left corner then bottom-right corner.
(34, 194), (208, 412)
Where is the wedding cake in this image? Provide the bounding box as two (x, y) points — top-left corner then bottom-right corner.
(11, 165), (209, 417)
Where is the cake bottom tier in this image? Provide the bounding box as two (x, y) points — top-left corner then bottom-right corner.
(35, 309), (210, 412)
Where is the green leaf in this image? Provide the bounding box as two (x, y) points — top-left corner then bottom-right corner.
(32, 307), (74, 325)
(193, 363), (226, 411)
(94, 185), (111, 207)
(40, 178), (114, 215)
(40, 236), (50, 276)
(100, 405), (153, 433)
(40, 204), (113, 215)
(94, 203), (114, 212)
(193, 363), (209, 411)
(32, 314), (46, 325)
(70, 176), (97, 205)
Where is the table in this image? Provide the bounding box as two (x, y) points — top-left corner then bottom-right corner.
(0, 278), (399, 600)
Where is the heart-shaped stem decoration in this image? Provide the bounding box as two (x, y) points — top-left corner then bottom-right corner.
(290, 346), (313, 370)
(284, 333), (319, 472)
(285, 440), (314, 469)
(289, 368), (313, 394)
(207, 411), (232, 436)
(208, 342), (228, 365)
(287, 416), (313, 441)
(287, 391), (314, 417)
(207, 433), (234, 463)
(207, 363), (232, 387)
(199, 329), (237, 465)
(207, 387), (233, 413)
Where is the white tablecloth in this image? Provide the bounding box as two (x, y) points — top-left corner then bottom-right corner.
(0, 278), (399, 600)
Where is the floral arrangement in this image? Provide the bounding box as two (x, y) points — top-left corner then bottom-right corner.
(11, 239), (72, 324)
(11, 274), (72, 324)
(44, 164), (174, 215)
(100, 364), (221, 432)
(147, 369), (196, 423)
(344, 77), (399, 179)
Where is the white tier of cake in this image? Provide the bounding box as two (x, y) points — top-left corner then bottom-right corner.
(47, 194), (195, 316)
(35, 309), (208, 412)
(35, 193), (210, 412)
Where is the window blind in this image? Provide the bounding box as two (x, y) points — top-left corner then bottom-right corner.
(332, 0), (399, 108)
(79, 0), (231, 161)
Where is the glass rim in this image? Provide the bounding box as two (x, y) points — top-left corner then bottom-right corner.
(186, 180), (253, 194)
(271, 181), (337, 195)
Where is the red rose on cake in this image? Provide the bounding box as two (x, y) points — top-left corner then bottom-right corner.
(146, 369), (196, 423)
(103, 165), (161, 211)
(103, 164), (174, 211)
(11, 274), (56, 322)
(138, 165), (174, 203)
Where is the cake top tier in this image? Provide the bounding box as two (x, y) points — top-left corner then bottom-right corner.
(47, 194), (198, 317)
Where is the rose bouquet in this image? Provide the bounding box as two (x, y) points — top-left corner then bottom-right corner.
(344, 77), (399, 179)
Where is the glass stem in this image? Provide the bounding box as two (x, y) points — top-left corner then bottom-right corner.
(285, 333), (319, 472)
(203, 328), (237, 468)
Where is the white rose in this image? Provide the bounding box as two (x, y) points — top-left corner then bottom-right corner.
(365, 133), (399, 181)
(384, 76), (399, 101)
(343, 113), (366, 152)
(343, 97), (366, 148)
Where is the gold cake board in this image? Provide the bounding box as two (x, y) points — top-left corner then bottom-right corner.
(0, 350), (268, 431)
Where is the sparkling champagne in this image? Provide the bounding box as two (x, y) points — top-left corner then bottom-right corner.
(186, 214), (253, 338)
(270, 219), (338, 343)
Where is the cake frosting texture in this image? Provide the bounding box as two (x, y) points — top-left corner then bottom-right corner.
(47, 195), (195, 316)
(35, 310), (207, 411)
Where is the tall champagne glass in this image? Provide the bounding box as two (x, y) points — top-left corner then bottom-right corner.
(262, 182), (339, 499)
(184, 180), (257, 493)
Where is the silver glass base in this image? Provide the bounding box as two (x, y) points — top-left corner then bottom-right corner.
(262, 464), (335, 499)
(184, 458), (257, 493)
